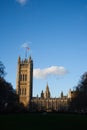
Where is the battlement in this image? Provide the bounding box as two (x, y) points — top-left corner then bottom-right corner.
(18, 56), (33, 64)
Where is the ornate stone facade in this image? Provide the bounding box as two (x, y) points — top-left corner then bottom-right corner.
(16, 56), (33, 108)
(16, 56), (71, 112)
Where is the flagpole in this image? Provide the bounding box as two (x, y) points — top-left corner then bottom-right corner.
(25, 48), (27, 58)
(24, 46), (30, 58)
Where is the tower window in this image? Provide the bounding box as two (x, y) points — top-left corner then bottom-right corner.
(25, 75), (27, 81)
(23, 74), (24, 81)
(19, 88), (21, 95)
(20, 74), (27, 81)
(22, 88), (24, 95)
(25, 88), (26, 95)
(20, 74), (22, 81)
(20, 88), (26, 95)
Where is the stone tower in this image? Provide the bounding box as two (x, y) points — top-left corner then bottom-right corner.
(16, 56), (33, 108)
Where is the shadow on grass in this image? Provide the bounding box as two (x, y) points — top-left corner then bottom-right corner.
(0, 112), (87, 129)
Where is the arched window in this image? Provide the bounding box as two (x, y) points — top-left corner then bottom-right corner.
(20, 74), (22, 81)
(19, 88), (21, 95)
(23, 74), (24, 81)
(25, 88), (26, 95)
(22, 88), (24, 95)
(25, 75), (27, 81)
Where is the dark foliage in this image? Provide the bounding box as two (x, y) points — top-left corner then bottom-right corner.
(0, 61), (25, 113)
(0, 61), (6, 79)
(69, 72), (87, 112)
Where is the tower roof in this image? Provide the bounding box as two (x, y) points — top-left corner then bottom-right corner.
(46, 83), (50, 92)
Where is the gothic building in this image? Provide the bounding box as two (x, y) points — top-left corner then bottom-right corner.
(16, 56), (71, 112)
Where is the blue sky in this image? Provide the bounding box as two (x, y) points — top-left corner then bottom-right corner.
(0, 0), (87, 97)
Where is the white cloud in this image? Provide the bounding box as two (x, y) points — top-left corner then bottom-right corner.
(22, 42), (29, 48)
(33, 66), (68, 79)
(21, 41), (31, 48)
(16, 0), (28, 5)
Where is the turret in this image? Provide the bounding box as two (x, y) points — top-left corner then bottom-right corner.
(61, 91), (63, 98)
(44, 83), (51, 99)
(41, 90), (44, 98)
(18, 56), (21, 64)
(68, 89), (72, 98)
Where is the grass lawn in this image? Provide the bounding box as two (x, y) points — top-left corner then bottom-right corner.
(0, 112), (87, 129)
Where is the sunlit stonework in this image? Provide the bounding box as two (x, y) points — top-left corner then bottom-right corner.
(16, 56), (73, 112)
